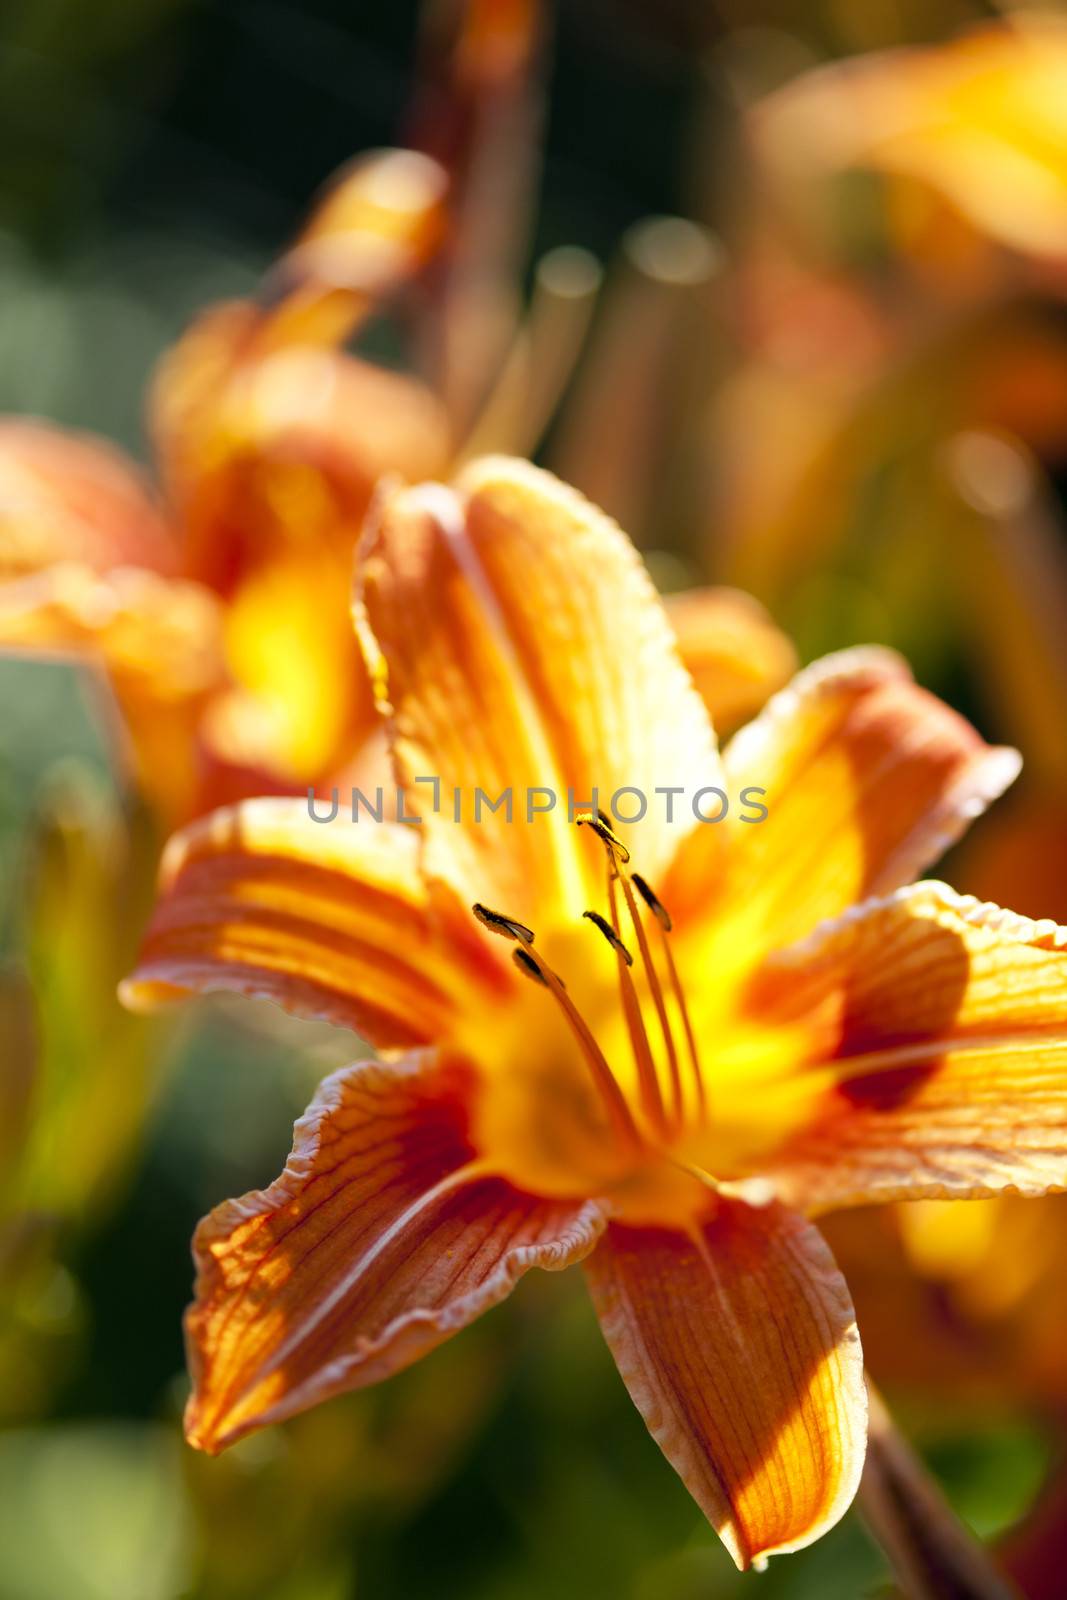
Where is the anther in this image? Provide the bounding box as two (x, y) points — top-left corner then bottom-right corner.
(583, 909), (633, 965)
(575, 811), (630, 863)
(472, 903), (535, 945)
(631, 872), (672, 932)
(513, 946), (552, 985)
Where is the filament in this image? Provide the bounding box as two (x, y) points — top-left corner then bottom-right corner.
(606, 869), (668, 1136)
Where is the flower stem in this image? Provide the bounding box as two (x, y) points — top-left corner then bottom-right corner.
(859, 1378), (1022, 1600)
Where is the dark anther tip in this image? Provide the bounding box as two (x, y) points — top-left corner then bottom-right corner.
(582, 908), (634, 965)
(574, 812), (631, 865)
(512, 947), (548, 985)
(630, 873), (672, 931)
(473, 903), (535, 944)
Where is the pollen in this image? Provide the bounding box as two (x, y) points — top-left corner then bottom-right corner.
(574, 810), (630, 863)
(472, 903), (535, 944)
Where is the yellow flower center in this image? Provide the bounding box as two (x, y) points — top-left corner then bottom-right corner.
(469, 813), (719, 1227)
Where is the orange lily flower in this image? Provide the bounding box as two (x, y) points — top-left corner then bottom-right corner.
(714, 14), (1067, 611)
(825, 1190), (1067, 1412)
(0, 150), (450, 820)
(752, 12), (1067, 284)
(147, 0), (545, 785)
(0, 418), (227, 822)
(122, 459), (1067, 1570)
(150, 149), (451, 789)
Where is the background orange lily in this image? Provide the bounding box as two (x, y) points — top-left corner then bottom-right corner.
(0, 146), (451, 824)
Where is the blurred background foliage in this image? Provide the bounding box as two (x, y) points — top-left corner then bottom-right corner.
(4, 0), (1067, 1596)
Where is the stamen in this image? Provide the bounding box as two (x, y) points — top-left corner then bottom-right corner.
(471, 849), (708, 1163)
(631, 872), (672, 932)
(583, 909), (633, 965)
(575, 811), (630, 864)
(472, 903), (535, 945)
(512, 946), (568, 991)
(606, 870), (669, 1136)
(661, 934), (705, 1117)
(639, 883), (707, 1123)
(615, 870), (684, 1128)
(480, 911), (643, 1153)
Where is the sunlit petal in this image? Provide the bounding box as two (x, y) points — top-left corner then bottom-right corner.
(584, 1197), (865, 1569)
(665, 646), (1018, 951)
(186, 1052), (604, 1453)
(357, 457), (720, 917)
(121, 796), (513, 1047)
(755, 883), (1067, 1208)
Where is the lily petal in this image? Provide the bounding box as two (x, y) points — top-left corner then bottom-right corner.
(121, 797), (510, 1047)
(754, 14), (1067, 267)
(664, 586), (797, 733)
(185, 1052), (604, 1453)
(259, 147), (448, 350)
(153, 305), (451, 592)
(149, 149), (450, 789)
(756, 883), (1067, 1208)
(357, 457), (720, 917)
(0, 562), (225, 824)
(665, 646), (1019, 950)
(151, 305), (450, 784)
(0, 418), (175, 578)
(584, 1198), (865, 1570)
